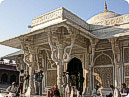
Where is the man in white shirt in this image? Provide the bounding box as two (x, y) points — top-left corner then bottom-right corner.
(8, 82), (18, 96)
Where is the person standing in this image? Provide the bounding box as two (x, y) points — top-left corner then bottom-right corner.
(25, 71), (30, 90)
(110, 85), (120, 97)
(65, 84), (70, 97)
(92, 85), (102, 97)
(23, 74), (27, 93)
(70, 87), (77, 97)
(78, 73), (84, 96)
(37, 70), (43, 95)
(34, 70), (38, 95)
(62, 72), (67, 97)
(120, 83), (128, 97)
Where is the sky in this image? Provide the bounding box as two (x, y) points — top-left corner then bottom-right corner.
(0, 0), (129, 58)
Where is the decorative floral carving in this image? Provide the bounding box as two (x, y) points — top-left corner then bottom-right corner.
(124, 65), (129, 76)
(94, 14), (129, 26)
(124, 48), (129, 63)
(125, 78), (129, 88)
(96, 39), (111, 50)
(104, 50), (114, 60)
(94, 67), (113, 88)
(95, 54), (112, 66)
(47, 70), (57, 86)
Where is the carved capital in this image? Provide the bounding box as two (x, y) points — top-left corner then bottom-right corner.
(109, 38), (121, 64)
(48, 26), (77, 63)
(19, 37), (38, 67)
(90, 39), (98, 67)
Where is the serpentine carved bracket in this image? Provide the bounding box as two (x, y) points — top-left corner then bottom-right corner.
(48, 28), (76, 65)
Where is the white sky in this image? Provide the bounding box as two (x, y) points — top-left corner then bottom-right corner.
(0, 0), (4, 4)
(125, 0), (129, 3)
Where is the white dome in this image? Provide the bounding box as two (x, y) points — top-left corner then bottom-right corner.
(87, 11), (120, 24)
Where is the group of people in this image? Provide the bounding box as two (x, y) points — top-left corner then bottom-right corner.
(33, 70), (44, 95)
(46, 71), (83, 97)
(109, 83), (129, 97)
(3, 71), (30, 96)
(47, 85), (82, 97)
(4, 70), (44, 96)
(92, 83), (129, 97)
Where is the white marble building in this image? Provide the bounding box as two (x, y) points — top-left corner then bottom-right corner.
(0, 2), (129, 96)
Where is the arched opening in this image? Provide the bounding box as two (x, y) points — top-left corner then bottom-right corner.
(10, 75), (16, 84)
(67, 57), (84, 95)
(1, 73), (8, 84)
(93, 54), (113, 89)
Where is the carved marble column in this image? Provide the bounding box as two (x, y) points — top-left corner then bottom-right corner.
(89, 39), (98, 93)
(48, 26), (76, 92)
(28, 46), (37, 94)
(109, 39), (121, 88)
(20, 38), (38, 95)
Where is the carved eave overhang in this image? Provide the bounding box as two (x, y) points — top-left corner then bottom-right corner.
(0, 19), (67, 49)
(0, 36), (21, 49)
(0, 7), (97, 49)
(2, 50), (23, 60)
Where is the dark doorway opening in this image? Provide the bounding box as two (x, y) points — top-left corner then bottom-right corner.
(67, 57), (84, 95)
(10, 75), (16, 84)
(1, 73), (8, 84)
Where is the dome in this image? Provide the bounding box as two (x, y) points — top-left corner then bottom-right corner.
(87, 2), (121, 24)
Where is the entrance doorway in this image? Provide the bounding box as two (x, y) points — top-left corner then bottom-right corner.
(67, 57), (84, 95)
(10, 75), (16, 84)
(1, 73), (8, 84)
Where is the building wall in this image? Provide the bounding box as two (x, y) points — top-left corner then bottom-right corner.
(124, 47), (129, 88)
(0, 69), (19, 85)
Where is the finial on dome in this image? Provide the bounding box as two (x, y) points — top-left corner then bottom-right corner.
(104, 1), (108, 12)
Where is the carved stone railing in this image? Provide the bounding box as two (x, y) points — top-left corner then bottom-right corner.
(32, 8), (63, 26)
(32, 7), (89, 30)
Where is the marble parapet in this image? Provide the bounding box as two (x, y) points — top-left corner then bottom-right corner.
(90, 14), (129, 30)
(31, 7), (89, 30)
